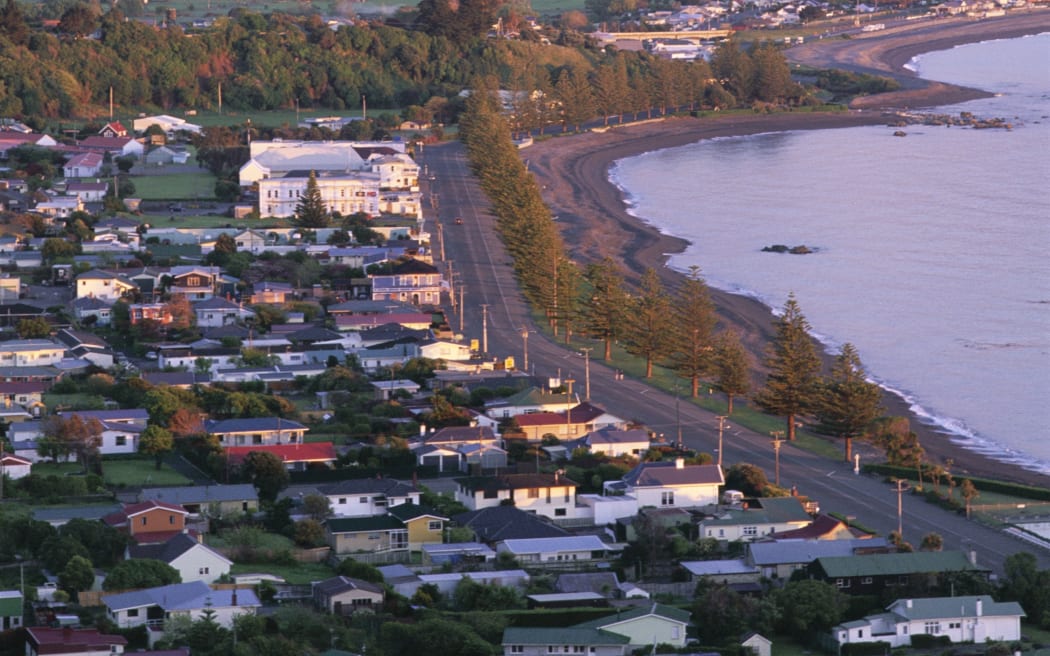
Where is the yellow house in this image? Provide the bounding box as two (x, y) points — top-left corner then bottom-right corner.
(325, 503), (447, 555)
(388, 503), (447, 550)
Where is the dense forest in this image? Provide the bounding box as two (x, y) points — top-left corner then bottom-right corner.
(0, 0), (807, 121)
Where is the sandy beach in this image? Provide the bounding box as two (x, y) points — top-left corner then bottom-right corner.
(524, 10), (1050, 488)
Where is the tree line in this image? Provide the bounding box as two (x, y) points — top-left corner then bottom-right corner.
(0, 2), (810, 121)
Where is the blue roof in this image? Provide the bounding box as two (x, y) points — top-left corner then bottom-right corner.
(104, 581), (259, 612)
(204, 417), (307, 433)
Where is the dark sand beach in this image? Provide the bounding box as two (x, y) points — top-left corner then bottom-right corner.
(524, 10), (1050, 488)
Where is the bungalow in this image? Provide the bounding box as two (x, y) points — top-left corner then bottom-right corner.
(698, 497), (814, 543)
(452, 506), (570, 544)
(569, 427), (650, 459)
(0, 589), (22, 630)
(313, 576), (384, 616)
(72, 296), (114, 327)
(833, 595), (1024, 649)
(0, 339), (66, 368)
(0, 382), (46, 413)
(168, 265), (220, 301)
(808, 551), (990, 596)
(501, 627), (629, 656)
(337, 312), (433, 332)
(604, 458), (724, 509)
(484, 386), (578, 419)
(78, 135), (144, 159)
(225, 442), (337, 471)
(138, 484), (259, 518)
(193, 296), (255, 328)
(368, 258), (443, 306)
(0, 453), (32, 479)
(26, 627), (128, 656)
(65, 181), (108, 203)
(387, 502), (447, 550)
(103, 581), (259, 630)
(572, 603), (692, 648)
(62, 152), (104, 178)
(325, 515), (408, 555)
(318, 477), (421, 517)
(102, 500), (190, 545)
(747, 538), (891, 580)
(99, 121), (128, 138)
(76, 270), (137, 302)
(455, 472), (579, 520)
(496, 535), (612, 563)
(127, 532), (232, 584)
(205, 417), (308, 448)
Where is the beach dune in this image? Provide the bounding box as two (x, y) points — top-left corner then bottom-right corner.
(523, 10), (1050, 488)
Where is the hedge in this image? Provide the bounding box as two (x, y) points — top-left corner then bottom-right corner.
(840, 640), (892, 656)
(861, 464), (1050, 501)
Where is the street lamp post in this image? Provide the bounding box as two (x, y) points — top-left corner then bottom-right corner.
(521, 327), (530, 373)
(716, 415), (729, 468)
(895, 478), (907, 538)
(770, 431), (785, 486)
(580, 348), (593, 402)
(480, 304), (489, 355)
(564, 378), (575, 439)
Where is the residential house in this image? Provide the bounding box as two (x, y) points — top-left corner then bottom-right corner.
(126, 532), (232, 584)
(168, 265), (220, 301)
(325, 515), (409, 555)
(421, 542), (496, 567)
(766, 513), (869, 541)
(56, 329), (114, 369)
(25, 627), (128, 655)
(809, 551), (990, 596)
(33, 194), (82, 217)
(833, 595), (1024, 649)
(0, 382), (46, 414)
(452, 506), (570, 544)
(60, 408), (149, 427)
(337, 313), (433, 332)
(205, 417), (308, 448)
(132, 114), (203, 136)
(138, 484), (259, 518)
(63, 152), (104, 178)
(313, 576), (385, 616)
(387, 503), (447, 549)
(746, 538), (891, 580)
(193, 296), (254, 328)
(418, 338), (472, 362)
(234, 229), (269, 255)
(75, 270), (136, 302)
(554, 572), (649, 601)
(369, 258), (443, 305)
(569, 427), (650, 459)
(54, 410), (141, 455)
(71, 296), (115, 327)
(319, 478), (421, 517)
(455, 472), (579, 520)
(65, 181), (108, 203)
(99, 122), (128, 138)
(0, 589), (22, 629)
(249, 280), (294, 304)
(0, 453), (32, 479)
(103, 581), (259, 630)
(698, 497), (815, 543)
(496, 535), (612, 563)
(484, 386), (578, 419)
(0, 302), (49, 328)
(0, 339), (65, 368)
(257, 170), (383, 218)
(102, 500), (190, 545)
(128, 303), (171, 326)
(603, 458), (723, 509)
(225, 442), (337, 471)
(679, 559), (762, 586)
(380, 568), (530, 599)
(371, 379), (421, 401)
(742, 632), (773, 656)
(500, 627), (629, 656)
(572, 603), (692, 648)
(78, 135), (144, 159)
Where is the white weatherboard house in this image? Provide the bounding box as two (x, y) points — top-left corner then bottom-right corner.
(604, 458), (724, 509)
(497, 535), (612, 563)
(104, 581), (259, 630)
(833, 595), (1024, 649)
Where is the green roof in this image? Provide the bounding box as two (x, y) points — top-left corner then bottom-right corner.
(701, 497), (811, 526)
(891, 595), (1025, 620)
(816, 551), (987, 578)
(326, 515), (403, 533)
(387, 502), (447, 523)
(501, 386), (572, 407)
(0, 591), (22, 617)
(502, 627), (630, 646)
(571, 603), (692, 630)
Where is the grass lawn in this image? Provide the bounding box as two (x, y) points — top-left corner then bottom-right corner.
(228, 561), (336, 585)
(131, 171), (218, 201)
(103, 459), (192, 487)
(31, 462), (84, 476)
(208, 530), (295, 551)
(43, 393), (105, 411)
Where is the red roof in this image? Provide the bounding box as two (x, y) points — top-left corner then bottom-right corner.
(27, 626), (128, 649)
(226, 442), (337, 464)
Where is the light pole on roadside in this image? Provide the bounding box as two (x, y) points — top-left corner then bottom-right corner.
(480, 304), (489, 355)
(580, 348), (593, 402)
(770, 431), (785, 486)
(521, 327), (530, 373)
(716, 415), (729, 468)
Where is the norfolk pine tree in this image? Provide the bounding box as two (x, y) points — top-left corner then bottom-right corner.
(668, 266), (717, 397)
(293, 170), (330, 228)
(582, 258), (628, 361)
(754, 294), (821, 441)
(815, 342), (883, 462)
(714, 328), (751, 414)
(624, 268), (671, 378)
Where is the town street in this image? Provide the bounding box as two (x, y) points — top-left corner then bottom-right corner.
(417, 140), (1049, 576)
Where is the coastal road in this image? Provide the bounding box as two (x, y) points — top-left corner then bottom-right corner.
(417, 140), (1050, 576)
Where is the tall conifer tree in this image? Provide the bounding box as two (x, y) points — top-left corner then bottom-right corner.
(754, 293), (821, 441)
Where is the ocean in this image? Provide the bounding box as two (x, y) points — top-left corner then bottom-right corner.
(610, 33), (1050, 475)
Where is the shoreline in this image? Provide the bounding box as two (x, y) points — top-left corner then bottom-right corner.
(523, 11), (1050, 489)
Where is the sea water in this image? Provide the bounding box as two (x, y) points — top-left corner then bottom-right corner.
(610, 33), (1050, 475)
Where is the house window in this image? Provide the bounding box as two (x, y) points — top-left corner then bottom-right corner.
(555, 508), (566, 517)
(924, 622), (941, 634)
(949, 622), (961, 629)
(743, 526), (758, 536)
(835, 578), (851, 588)
(360, 497), (368, 503)
(199, 567), (209, 575)
(338, 498), (347, 505)
(672, 627), (680, 640)
(481, 489), (497, 499)
(141, 517), (147, 526)
(660, 491), (674, 506)
(862, 577), (873, 584)
(427, 521), (442, 531)
(169, 515), (175, 524)
(127, 609), (139, 617)
(510, 647), (524, 654)
(115, 435), (127, 446)
(858, 630), (864, 638)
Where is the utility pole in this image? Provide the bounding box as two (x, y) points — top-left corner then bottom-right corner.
(895, 478), (906, 539)
(437, 221), (445, 261)
(716, 415), (729, 468)
(446, 260), (454, 309)
(770, 431), (785, 486)
(480, 304), (489, 355)
(580, 348), (593, 402)
(521, 327), (530, 373)
(458, 286), (465, 333)
(674, 381), (682, 450)
(564, 378), (575, 439)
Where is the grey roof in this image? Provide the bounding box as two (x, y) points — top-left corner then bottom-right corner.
(499, 536), (610, 554)
(502, 627), (629, 646)
(376, 564), (416, 583)
(571, 602), (693, 628)
(680, 559), (760, 576)
(313, 576), (384, 597)
(453, 506), (570, 542)
(317, 478), (417, 497)
(126, 533), (231, 566)
(889, 595), (1025, 621)
(104, 581), (259, 613)
(555, 572), (621, 595)
(204, 417), (307, 433)
(700, 497), (812, 526)
(33, 504), (120, 524)
(622, 461), (724, 488)
(139, 484), (258, 505)
(748, 538), (890, 566)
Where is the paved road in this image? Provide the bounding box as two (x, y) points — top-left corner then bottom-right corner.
(417, 140), (1049, 576)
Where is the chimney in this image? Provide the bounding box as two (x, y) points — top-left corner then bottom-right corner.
(976, 598), (982, 616)
(674, 457), (684, 469)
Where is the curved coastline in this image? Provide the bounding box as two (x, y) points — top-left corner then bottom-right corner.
(524, 10), (1050, 488)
